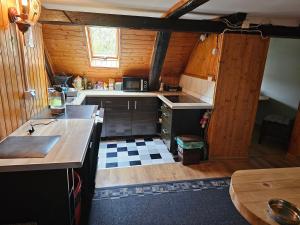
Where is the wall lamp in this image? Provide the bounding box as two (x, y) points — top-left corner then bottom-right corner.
(8, 0), (41, 33)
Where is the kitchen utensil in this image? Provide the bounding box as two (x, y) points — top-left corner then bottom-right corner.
(268, 199), (300, 225)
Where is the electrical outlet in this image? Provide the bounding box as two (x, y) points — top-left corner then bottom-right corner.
(24, 89), (36, 99)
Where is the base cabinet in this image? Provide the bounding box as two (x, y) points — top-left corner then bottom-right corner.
(161, 103), (204, 154)
(86, 97), (158, 137)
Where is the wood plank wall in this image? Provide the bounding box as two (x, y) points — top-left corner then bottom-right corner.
(0, 8), (48, 140)
(207, 34), (270, 159)
(42, 24), (199, 84)
(23, 24), (49, 116)
(161, 32), (199, 85)
(184, 34), (220, 80)
(0, 0), (9, 29)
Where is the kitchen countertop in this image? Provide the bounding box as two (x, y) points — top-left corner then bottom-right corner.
(32, 105), (104, 123)
(33, 105), (97, 119)
(0, 119), (95, 172)
(70, 90), (213, 109)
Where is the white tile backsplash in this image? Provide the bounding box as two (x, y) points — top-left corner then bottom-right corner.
(179, 74), (216, 105)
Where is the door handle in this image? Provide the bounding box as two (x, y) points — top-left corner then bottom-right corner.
(162, 112), (169, 117)
(134, 101), (137, 110)
(128, 101), (130, 110)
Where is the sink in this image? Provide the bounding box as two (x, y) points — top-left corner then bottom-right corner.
(0, 136), (61, 158)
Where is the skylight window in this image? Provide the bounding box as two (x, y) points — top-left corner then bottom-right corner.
(86, 26), (120, 68)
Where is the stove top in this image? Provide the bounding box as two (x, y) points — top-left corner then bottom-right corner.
(164, 95), (205, 103)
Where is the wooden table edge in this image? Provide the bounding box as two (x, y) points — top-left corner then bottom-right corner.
(230, 171), (271, 225)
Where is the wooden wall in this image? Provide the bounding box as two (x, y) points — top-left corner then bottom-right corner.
(24, 24), (49, 116)
(184, 34), (220, 80)
(0, 0), (48, 140)
(207, 34), (270, 159)
(288, 103), (300, 156)
(42, 24), (199, 84)
(0, 0), (9, 29)
(161, 32), (199, 85)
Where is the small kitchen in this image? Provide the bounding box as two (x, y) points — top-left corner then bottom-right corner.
(44, 23), (218, 169)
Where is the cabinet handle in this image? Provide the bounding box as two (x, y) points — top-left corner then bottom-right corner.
(162, 112), (169, 117)
(134, 101), (137, 110)
(128, 101), (130, 110)
(162, 128), (168, 134)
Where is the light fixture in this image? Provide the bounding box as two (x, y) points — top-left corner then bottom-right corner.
(8, 0), (41, 33)
(199, 34), (207, 42)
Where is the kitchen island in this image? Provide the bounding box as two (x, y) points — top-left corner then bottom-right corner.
(0, 110), (102, 225)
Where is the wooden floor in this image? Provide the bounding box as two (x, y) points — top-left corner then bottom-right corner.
(96, 135), (300, 188)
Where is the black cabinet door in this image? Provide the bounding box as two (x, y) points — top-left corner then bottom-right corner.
(103, 97), (132, 137)
(131, 97), (158, 136)
(85, 97), (103, 108)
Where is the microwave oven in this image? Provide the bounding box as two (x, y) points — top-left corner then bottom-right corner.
(122, 77), (149, 92)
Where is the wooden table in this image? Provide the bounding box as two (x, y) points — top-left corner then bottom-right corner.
(230, 167), (300, 225)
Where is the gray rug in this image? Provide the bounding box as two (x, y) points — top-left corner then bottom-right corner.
(89, 177), (250, 225)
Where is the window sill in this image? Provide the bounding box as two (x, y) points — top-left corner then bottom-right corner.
(90, 59), (119, 68)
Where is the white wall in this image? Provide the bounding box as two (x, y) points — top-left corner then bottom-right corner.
(261, 38), (300, 110)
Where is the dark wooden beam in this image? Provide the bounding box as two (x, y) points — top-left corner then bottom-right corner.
(163, 0), (209, 19)
(39, 9), (300, 38)
(39, 10), (225, 32)
(148, 32), (172, 90)
(219, 12), (247, 26)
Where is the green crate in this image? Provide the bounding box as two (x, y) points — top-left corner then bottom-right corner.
(176, 136), (204, 150)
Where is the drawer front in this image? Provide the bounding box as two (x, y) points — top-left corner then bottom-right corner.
(102, 97), (132, 110)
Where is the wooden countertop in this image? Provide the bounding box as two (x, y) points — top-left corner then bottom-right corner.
(230, 167), (300, 225)
(0, 119), (94, 172)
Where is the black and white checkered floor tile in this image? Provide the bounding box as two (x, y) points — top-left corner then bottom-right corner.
(98, 137), (175, 169)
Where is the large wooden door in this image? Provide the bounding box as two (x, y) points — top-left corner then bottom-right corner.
(288, 103), (300, 156)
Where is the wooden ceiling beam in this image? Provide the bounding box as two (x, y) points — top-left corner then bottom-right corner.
(163, 0), (209, 19)
(40, 9), (225, 32)
(219, 12), (247, 26)
(39, 9), (300, 38)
